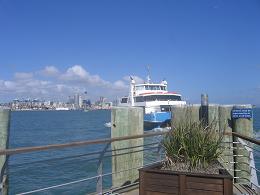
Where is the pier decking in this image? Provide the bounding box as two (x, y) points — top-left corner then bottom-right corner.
(117, 183), (258, 195)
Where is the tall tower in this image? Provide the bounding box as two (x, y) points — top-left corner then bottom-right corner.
(74, 94), (80, 109)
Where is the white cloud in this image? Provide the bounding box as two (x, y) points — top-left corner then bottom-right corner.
(14, 72), (33, 80)
(113, 80), (128, 89)
(61, 65), (88, 80)
(40, 66), (59, 77)
(123, 75), (144, 84)
(4, 81), (17, 90)
(0, 80), (4, 87)
(60, 65), (110, 87)
(0, 65), (138, 102)
(56, 84), (65, 92)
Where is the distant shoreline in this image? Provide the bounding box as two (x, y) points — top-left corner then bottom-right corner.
(10, 109), (111, 112)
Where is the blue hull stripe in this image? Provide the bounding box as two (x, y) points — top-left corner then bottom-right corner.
(144, 112), (171, 123)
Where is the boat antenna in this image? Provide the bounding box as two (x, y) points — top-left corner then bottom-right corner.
(146, 65), (151, 83)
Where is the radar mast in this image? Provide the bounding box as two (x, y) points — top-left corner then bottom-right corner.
(146, 65), (151, 84)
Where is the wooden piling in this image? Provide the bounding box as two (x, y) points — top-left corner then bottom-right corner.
(171, 105), (200, 127)
(173, 104), (235, 176)
(201, 94), (209, 125)
(0, 108), (10, 195)
(232, 105), (253, 183)
(218, 105), (234, 176)
(208, 104), (219, 131)
(111, 107), (143, 188)
(171, 102), (254, 184)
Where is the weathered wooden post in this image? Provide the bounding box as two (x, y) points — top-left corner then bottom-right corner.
(172, 96), (255, 187)
(200, 94), (209, 126)
(232, 105), (253, 183)
(111, 107), (143, 188)
(218, 105), (234, 176)
(171, 104), (200, 127)
(173, 99), (235, 178)
(0, 108), (10, 195)
(172, 94), (209, 126)
(208, 104), (219, 130)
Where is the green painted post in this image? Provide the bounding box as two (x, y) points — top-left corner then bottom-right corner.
(232, 105), (253, 183)
(111, 107), (143, 188)
(0, 108), (10, 195)
(218, 105), (234, 176)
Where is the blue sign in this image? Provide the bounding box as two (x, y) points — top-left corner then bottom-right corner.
(232, 108), (252, 119)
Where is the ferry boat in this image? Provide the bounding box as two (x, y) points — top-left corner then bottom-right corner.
(119, 75), (186, 129)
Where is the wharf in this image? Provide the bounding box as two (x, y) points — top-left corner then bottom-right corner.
(117, 183), (258, 195)
(0, 106), (260, 194)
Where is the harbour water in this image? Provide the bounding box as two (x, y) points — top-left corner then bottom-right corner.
(8, 108), (260, 194)
(9, 110), (112, 195)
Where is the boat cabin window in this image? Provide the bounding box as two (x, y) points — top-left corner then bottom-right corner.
(121, 97), (128, 103)
(135, 86), (145, 91)
(135, 96), (144, 102)
(160, 86), (166, 91)
(144, 85), (164, 90)
(135, 95), (181, 102)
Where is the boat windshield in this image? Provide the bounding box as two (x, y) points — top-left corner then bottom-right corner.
(121, 97), (128, 103)
(135, 86), (145, 91)
(143, 85), (166, 90)
(135, 95), (181, 102)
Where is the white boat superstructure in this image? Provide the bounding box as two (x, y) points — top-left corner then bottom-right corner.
(119, 78), (186, 113)
(119, 73), (186, 129)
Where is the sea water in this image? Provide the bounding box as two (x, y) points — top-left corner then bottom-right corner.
(8, 108), (260, 194)
(8, 110), (111, 195)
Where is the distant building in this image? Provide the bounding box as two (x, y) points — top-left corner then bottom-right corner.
(44, 101), (51, 106)
(74, 93), (83, 109)
(79, 95), (83, 108)
(83, 99), (91, 107)
(68, 96), (74, 104)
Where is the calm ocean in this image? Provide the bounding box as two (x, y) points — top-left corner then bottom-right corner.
(8, 108), (260, 194)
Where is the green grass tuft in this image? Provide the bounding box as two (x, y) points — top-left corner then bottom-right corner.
(162, 117), (223, 170)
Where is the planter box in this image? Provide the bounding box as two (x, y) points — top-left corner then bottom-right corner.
(139, 162), (233, 195)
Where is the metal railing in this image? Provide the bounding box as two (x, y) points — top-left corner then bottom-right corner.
(1, 130), (260, 194)
(0, 130), (168, 195)
(220, 132), (260, 194)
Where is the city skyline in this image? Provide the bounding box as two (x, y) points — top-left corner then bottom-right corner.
(1, 1), (260, 105)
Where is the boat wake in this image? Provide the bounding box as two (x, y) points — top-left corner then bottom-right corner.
(104, 122), (111, 128)
(149, 127), (171, 133)
(254, 130), (260, 140)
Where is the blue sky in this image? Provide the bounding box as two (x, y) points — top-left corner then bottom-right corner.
(0, 0), (260, 104)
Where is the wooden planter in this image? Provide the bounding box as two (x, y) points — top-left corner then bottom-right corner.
(139, 163), (233, 195)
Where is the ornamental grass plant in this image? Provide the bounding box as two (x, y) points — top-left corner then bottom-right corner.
(162, 117), (223, 173)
